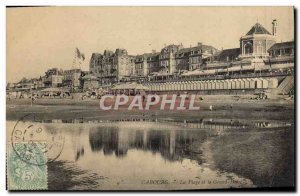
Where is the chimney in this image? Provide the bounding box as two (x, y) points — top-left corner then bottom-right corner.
(152, 50), (156, 53)
(197, 42), (202, 47)
(272, 19), (277, 36)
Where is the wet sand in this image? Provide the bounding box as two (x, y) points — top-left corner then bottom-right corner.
(6, 96), (295, 190)
(6, 96), (294, 122)
(210, 126), (295, 187)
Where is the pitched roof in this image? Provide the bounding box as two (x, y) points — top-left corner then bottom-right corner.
(201, 44), (218, 52)
(267, 41), (294, 51)
(138, 52), (160, 58)
(214, 48), (240, 62)
(91, 53), (102, 58)
(146, 52), (160, 56)
(246, 23), (271, 35)
(175, 44), (218, 57)
(176, 48), (192, 56)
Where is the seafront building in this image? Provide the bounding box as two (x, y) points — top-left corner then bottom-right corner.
(7, 68), (86, 92)
(85, 20), (294, 96)
(90, 43), (218, 83)
(6, 20), (295, 97)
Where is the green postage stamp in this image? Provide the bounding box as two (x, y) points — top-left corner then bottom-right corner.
(7, 142), (48, 190)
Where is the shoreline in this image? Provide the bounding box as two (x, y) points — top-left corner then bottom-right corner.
(6, 96), (295, 122)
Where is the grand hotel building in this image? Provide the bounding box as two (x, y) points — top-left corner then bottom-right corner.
(89, 20), (294, 88)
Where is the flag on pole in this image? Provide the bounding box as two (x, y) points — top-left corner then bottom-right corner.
(76, 48), (85, 61)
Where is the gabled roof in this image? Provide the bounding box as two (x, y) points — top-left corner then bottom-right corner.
(144, 52), (160, 57)
(136, 52), (160, 58)
(214, 48), (240, 62)
(175, 44), (218, 57)
(176, 48), (192, 56)
(115, 48), (128, 56)
(91, 53), (103, 59)
(201, 45), (218, 52)
(246, 23), (271, 36)
(267, 41), (294, 51)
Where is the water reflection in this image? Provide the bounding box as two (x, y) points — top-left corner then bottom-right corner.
(38, 118), (293, 136)
(6, 120), (294, 190)
(89, 127), (206, 163)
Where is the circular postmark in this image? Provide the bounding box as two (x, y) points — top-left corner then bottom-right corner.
(11, 114), (65, 166)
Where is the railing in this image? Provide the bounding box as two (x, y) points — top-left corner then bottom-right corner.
(277, 76), (294, 94)
(239, 53), (269, 58)
(146, 71), (293, 83)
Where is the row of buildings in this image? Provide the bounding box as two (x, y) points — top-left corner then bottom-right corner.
(89, 20), (294, 85)
(7, 19), (295, 95)
(89, 43), (219, 83)
(7, 68), (87, 91)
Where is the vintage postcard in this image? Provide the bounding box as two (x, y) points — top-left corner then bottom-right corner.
(6, 6), (295, 191)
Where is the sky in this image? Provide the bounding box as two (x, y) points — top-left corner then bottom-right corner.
(7, 6), (294, 83)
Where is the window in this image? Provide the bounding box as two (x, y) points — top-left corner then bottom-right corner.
(244, 42), (253, 54)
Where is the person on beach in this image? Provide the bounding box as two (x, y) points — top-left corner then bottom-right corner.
(142, 95), (146, 102)
(31, 96), (36, 103)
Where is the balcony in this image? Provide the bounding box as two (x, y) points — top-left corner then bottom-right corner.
(239, 53), (269, 59)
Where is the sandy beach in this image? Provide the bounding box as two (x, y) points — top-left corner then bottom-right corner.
(6, 95), (294, 122)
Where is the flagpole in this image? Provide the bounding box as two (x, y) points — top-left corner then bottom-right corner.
(73, 48), (78, 69)
(31, 88), (33, 107)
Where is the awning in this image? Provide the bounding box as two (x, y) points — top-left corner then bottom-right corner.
(41, 88), (69, 93)
(6, 88), (30, 92)
(111, 83), (149, 90)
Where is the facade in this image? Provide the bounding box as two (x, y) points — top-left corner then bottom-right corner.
(43, 68), (63, 87)
(134, 52), (160, 77)
(176, 43), (219, 71)
(31, 77), (45, 89)
(62, 68), (82, 88)
(198, 20), (294, 77)
(6, 20), (295, 97)
(42, 68), (83, 88)
(268, 41), (294, 58)
(90, 49), (135, 83)
(267, 41), (295, 69)
(89, 53), (103, 77)
(114, 49), (135, 81)
(82, 75), (99, 90)
(90, 43), (218, 82)
(211, 48), (241, 63)
(239, 21), (277, 59)
(11, 19), (291, 93)
(158, 44), (181, 75)
(51, 75), (64, 87)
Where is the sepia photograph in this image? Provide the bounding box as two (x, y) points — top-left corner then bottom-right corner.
(5, 6), (295, 191)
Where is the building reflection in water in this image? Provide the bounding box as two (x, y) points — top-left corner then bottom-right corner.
(88, 126), (207, 162)
(71, 126), (85, 161)
(38, 121), (294, 188)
